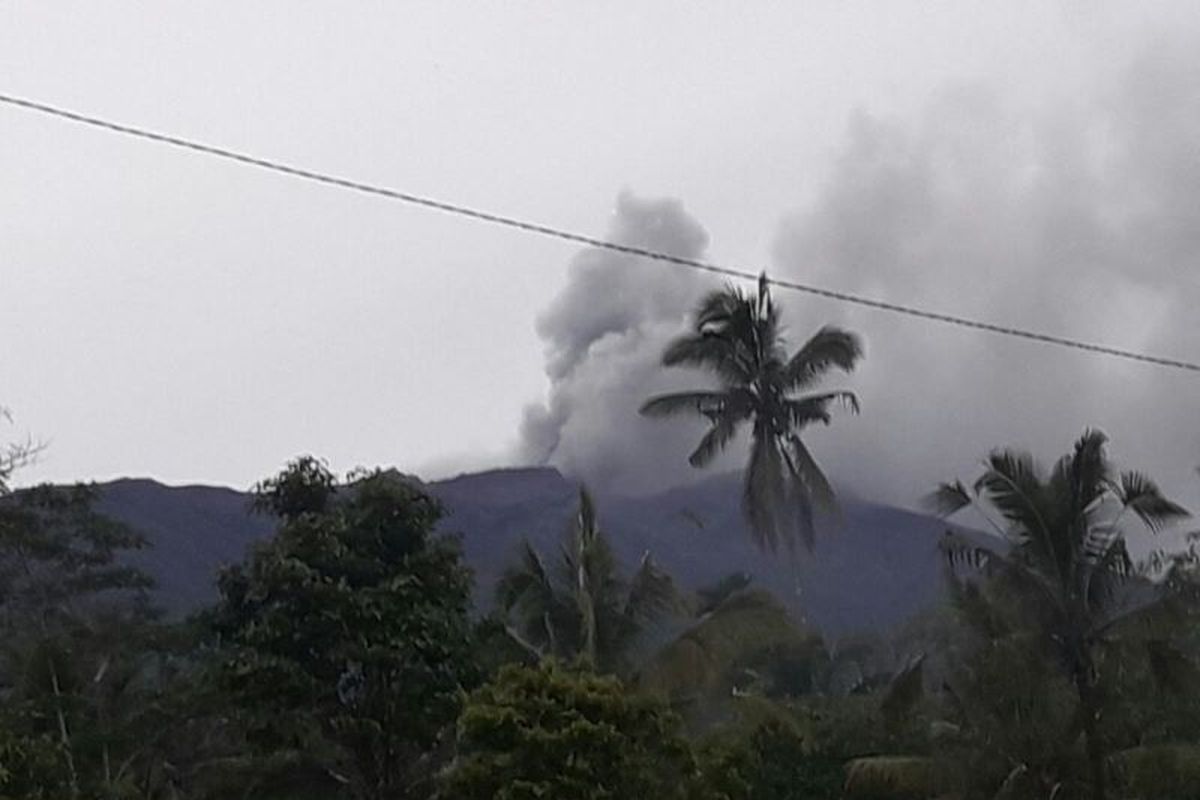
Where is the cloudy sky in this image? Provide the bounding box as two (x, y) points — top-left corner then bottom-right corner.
(3, 2), (1198, 514)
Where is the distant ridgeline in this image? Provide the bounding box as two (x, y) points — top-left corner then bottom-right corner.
(91, 467), (975, 637)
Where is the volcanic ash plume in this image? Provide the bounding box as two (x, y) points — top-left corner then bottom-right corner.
(517, 192), (730, 495)
(771, 44), (1200, 509)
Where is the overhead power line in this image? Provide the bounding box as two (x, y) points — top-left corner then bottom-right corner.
(2, 92), (1198, 374)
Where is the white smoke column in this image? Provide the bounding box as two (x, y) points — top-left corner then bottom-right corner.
(519, 192), (733, 495)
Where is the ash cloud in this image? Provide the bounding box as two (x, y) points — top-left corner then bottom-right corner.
(519, 40), (1200, 515)
(518, 192), (731, 495)
(772, 43), (1200, 510)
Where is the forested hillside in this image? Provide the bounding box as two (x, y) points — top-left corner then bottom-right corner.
(96, 467), (974, 636)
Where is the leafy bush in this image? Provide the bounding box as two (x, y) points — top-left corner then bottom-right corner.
(695, 718), (844, 800)
(443, 661), (695, 800)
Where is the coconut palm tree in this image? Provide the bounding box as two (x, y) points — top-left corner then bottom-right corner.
(495, 487), (680, 674)
(931, 429), (1190, 800)
(640, 275), (862, 552)
(495, 490), (814, 693)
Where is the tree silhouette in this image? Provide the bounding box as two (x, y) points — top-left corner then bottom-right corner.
(495, 487), (679, 674)
(932, 429), (1190, 800)
(641, 275), (862, 551)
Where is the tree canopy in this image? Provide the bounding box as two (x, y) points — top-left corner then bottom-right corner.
(442, 661), (696, 800)
(210, 458), (478, 800)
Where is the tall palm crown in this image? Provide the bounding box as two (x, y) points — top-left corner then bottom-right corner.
(934, 430), (1189, 643)
(640, 276), (862, 552)
(495, 488), (678, 674)
(933, 429), (1190, 800)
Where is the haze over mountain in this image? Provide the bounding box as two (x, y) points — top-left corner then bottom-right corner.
(9, 7), (1199, 523)
(95, 467), (971, 638)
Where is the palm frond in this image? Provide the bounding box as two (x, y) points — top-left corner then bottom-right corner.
(494, 539), (562, 653)
(565, 492), (609, 571)
(783, 326), (863, 390)
(688, 411), (742, 468)
(709, 287), (758, 341)
(638, 390), (729, 419)
(781, 435), (835, 552)
(784, 455), (817, 553)
(1085, 537), (1134, 609)
(976, 449), (1062, 574)
(661, 286), (763, 385)
(497, 622), (547, 662)
(1081, 523), (1121, 566)
(1056, 428), (1111, 517)
(743, 432), (787, 552)
(939, 530), (1000, 574)
(694, 285), (748, 329)
(925, 480), (973, 517)
(660, 333), (753, 386)
(784, 391), (859, 430)
(495, 539), (554, 613)
(1114, 470), (1190, 532)
(787, 435), (837, 512)
(644, 281), (861, 556)
(624, 551), (681, 623)
(571, 488), (622, 608)
(976, 450), (1047, 534)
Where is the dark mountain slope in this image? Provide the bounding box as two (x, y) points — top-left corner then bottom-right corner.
(91, 468), (969, 637)
(94, 479), (275, 613)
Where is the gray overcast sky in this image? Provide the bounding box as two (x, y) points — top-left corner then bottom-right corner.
(3, 3), (1198, 515)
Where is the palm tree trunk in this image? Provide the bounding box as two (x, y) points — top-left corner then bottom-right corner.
(49, 659), (81, 798)
(1074, 667), (1106, 800)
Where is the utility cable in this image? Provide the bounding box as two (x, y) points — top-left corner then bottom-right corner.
(2, 92), (1197, 374)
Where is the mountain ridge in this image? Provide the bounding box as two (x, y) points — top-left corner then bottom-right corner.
(84, 467), (969, 637)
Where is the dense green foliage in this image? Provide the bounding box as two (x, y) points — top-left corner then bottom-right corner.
(696, 718), (845, 800)
(0, 482), (163, 799)
(2, 387), (1198, 800)
(494, 490), (822, 725)
(637, 586), (820, 711)
(209, 458), (478, 800)
(442, 661), (695, 800)
(933, 430), (1189, 800)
